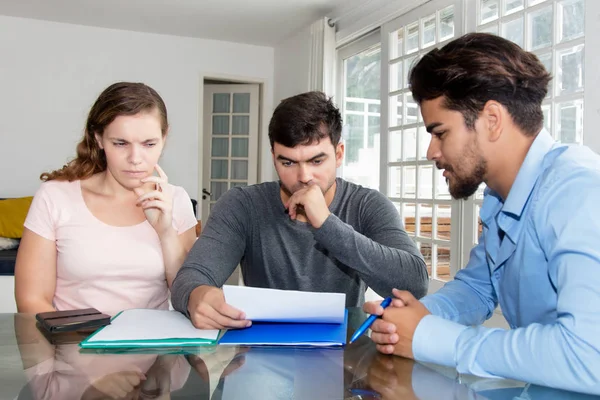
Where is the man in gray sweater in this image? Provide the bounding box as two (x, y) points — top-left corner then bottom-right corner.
(171, 91), (428, 329)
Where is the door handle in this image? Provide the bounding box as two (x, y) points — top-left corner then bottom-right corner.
(202, 188), (211, 200)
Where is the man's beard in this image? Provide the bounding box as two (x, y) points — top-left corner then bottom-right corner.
(439, 156), (486, 200)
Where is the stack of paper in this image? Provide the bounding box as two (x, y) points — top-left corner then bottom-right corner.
(79, 309), (219, 349)
(79, 287), (348, 349)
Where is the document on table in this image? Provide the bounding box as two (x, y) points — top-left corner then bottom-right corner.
(223, 285), (346, 324)
(79, 309), (220, 348)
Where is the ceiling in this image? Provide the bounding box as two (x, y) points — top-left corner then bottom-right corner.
(0, 0), (358, 47)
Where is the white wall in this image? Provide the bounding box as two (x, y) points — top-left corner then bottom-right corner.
(274, 25), (312, 104)
(0, 15), (275, 203)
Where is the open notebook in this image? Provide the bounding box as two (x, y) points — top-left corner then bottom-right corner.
(79, 287), (347, 349)
(80, 309), (220, 348)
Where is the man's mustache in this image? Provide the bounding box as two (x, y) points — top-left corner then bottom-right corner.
(436, 162), (452, 172)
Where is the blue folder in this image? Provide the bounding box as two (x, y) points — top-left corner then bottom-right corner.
(218, 310), (348, 347)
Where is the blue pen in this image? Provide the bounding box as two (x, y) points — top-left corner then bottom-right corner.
(349, 297), (393, 344)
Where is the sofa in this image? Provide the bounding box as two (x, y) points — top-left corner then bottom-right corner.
(0, 197), (32, 276)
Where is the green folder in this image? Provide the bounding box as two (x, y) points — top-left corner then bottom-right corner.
(79, 309), (220, 349)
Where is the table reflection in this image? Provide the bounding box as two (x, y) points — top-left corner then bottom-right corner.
(6, 311), (597, 400)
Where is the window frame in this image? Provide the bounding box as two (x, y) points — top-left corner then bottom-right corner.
(336, 0), (592, 296)
(336, 29), (382, 183)
(380, 0), (465, 292)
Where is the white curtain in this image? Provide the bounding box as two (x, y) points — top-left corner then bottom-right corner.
(308, 17), (336, 97)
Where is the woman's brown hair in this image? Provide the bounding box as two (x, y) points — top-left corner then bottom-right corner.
(41, 82), (168, 181)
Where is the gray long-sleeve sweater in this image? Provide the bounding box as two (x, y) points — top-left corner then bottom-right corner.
(171, 178), (428, 313)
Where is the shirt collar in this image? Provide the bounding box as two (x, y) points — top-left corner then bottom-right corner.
(501, 129), (556, 218)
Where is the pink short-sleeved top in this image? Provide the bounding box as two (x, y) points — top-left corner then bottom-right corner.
(24, 180), (197, 314)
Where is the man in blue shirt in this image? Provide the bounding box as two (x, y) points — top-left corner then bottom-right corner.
(365, 32), (600, 395)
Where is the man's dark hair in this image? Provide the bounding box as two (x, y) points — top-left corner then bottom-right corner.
(268, 91), (342, 148)
(409, 33), (551, 136)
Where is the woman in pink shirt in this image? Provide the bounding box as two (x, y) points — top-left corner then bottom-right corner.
(14, 82), (197, 315)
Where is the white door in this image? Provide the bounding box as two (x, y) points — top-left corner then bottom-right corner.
(202, 84), (260, 220)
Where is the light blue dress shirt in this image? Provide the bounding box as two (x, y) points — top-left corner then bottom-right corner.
(413, 129), (600, 395)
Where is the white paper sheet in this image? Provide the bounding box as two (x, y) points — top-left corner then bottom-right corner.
(222, 286), (346, 324)
(86, 309), (219, 342)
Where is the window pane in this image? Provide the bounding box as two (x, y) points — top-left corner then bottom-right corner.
(231, 138), (248, 157)
(346, 101), (363, 112)
(212, 93), (230, 113)
(211, 138), (228, 157)
(418, 165), (433, 199)
(390, 28), (404, 59)
(480, 0), (500, 25)
(435, 205), (452, 240)
(405, 22), (419, 53)
(211, 160), (228, 179)
(418, 127), (430, 160)
(439, 6), (455, 41)
(403, 128), (417, 161)
(403, 166), (416, 198)
(389, 130), (402, 162)
(210, 181), (228, 202)
(389, 95), (402, 128)
(389, 61), (403, 92)
(502, 16), (524, 48)
(538, 52), (553, 98)
(232, 116), (249, 135)
(389, 167), (402, 197)
(419, 204), (433, 238)
(404, 56), (417, 89)
(404, 93), (419, 124)
(478, 24), (499, 35)
(538, 52), (552, 74)
(542, 103), (552, 133)
(231, 160), (248, 180)
(344, 46), (381, 99)
(212, 116), (229, 135)
(368, 115), (379, 148)
(556, 100), (583, 144)
(504, 0), (524, 16)
(233, 93), (250, 113)
(345, 114), (364, 164)
(421, 13), (436, 48)
(404, 203), (416, 235)
(435, 244), (452, 282)
(343, 46), (381, 191)
(420, 242), (433, 276)
(558, 0), (584, 43)
(528, 6), (553, 50)
(435, 168), (451, 200)
(230, 182), (247, 189)
(556, 44), (584, 96)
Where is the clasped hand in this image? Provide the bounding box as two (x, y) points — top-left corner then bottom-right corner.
(362, 289), (431, 358)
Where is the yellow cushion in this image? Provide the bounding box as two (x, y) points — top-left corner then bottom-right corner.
(0, 197), (33, 239)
